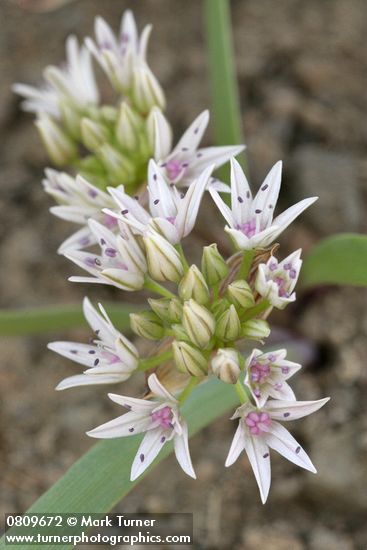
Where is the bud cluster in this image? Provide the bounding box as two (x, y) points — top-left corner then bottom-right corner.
(16, 8), (329, 504)
(14, 11), (165, 190)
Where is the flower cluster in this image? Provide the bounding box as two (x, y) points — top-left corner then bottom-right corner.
(18, 9), (329, 504)
(14, 10), (243, 251)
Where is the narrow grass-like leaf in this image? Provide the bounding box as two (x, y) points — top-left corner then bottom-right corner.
(0, 303), (138, 336)
(204, 0), (246, 181)
(301, 233), (367, 288)
(1, 380), (238, 549)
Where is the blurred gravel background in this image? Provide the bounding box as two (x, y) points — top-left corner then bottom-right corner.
(1, 0), (367, 548)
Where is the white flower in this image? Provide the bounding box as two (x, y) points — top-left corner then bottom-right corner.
(87, 373), (196, 481)
(150, 109), (245, 189)
(105, 160), (214, 245)
(12, 82), (60, 118)
(255, 249), (302, 309)
(245, 348), (301, 407)
(45, 35), (99, 111)
(43, 169), (118, 253)
(64, 219), (146, 291)
(86, 10), (164, 110)
(14, 35), (99, 116)
(48, 297), (138, 390)
(210, 158), (318, 249)
(225, 396), (329, 503)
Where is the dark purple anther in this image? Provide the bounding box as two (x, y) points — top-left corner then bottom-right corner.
(105, 248), (117, 258)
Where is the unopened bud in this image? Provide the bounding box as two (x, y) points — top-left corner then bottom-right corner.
(215, 305), (241, 342)
(35, 115), (76, 166)
(227, 279), (255, 309)
(116, 102), (142, 151)
(211, 348), (241, 384)
(99, 144), (135, 183)
(171, 324), (190, 342)
(241, 319), (270, 341)
(172, 341), (208, 376)
(146, 107), (172, 159)
(132, 64), (166, 114)
(183, 299), (215, 348)
(101, 105), (118, 124)
(81, 118), (109, 152)
(168, 297), (183, 323)
(201, 243), (228, 285)
(212, 298), (231, 319)
(143, 232), (184, 283)
(130, 311), (164, 340)
(148, 297), (171, 323)
(59, 101), (81, 139)
(179, 265), (210, 305)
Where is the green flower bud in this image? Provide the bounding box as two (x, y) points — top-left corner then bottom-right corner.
(178, 265), (210, 304)
(99, 144), (135, 183)
(183, 299), (215, 348)
(169, 297), (183, 323)
(81, 118), (109, 152)
(132, 65), (166, 114)
(130, 311), (164, 340)
(143, 232), (184, 283)
(148, 297), (171, 323)
(116, 102), (142, 151)
(212, 298), (231, 319)
(215, 305), (241, 342)
(211, 348), (241, 384)
(146, 106), (172, 158)
(101, 105), (118, 124)
(35, 114), (77, 166)
(59, 100), (81, 139)
(227, 279), (255, 309)
(241, 319), (270, 341)
(172, 341), (208, 376)
(171, 324), (190, 342)
(201, 243), (228, 285)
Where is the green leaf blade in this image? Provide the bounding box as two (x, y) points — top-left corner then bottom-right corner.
(301, 233), (367, 288)
(0, 303), (137, 336)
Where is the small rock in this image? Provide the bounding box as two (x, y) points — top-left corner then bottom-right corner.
(309, 526), (354, 550)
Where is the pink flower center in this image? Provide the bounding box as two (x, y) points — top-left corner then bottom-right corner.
(101, 351), (120, 364)
(245, 411), (271, 435)
(250, 361), (271, 384)
(151, 406), (174, 429)
(166, 159), (185, 181)
(274, 276), (289, 297)
(103, 213), (118, 230)
(236, 218), (257, 238)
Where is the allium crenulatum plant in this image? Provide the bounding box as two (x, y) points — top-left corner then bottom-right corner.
(14, 9), (329, 505)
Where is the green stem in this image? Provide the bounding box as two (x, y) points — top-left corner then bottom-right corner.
(179, 377), (201, 404)
(234, 380), (249, 404)
(204, 0), (247, 194)
(138, 349), (173, 372)
(236, 249), (256, 280)
(240, 299), (271, 322)
(144, 277), (176, 299)
(176, 244), (190, 272)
